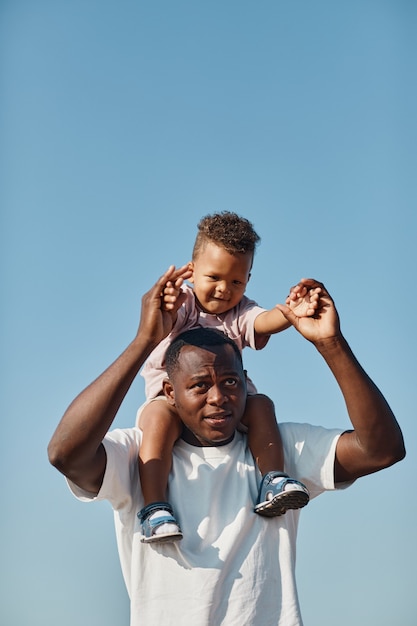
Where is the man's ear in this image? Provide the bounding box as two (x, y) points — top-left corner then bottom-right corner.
(163, 378), (176, 405)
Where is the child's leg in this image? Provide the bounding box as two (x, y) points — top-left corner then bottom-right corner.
(242, 394), (310, 517)
(138, 398), (182, 504)
(137, 398), (183, 543)
(242, 394), (284, 475)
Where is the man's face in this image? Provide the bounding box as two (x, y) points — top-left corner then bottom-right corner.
(164, 343), (247, 447)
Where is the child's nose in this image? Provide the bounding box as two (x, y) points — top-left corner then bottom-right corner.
(217, 281), (230, 294)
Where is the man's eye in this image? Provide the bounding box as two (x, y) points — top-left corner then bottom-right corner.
(224, 378), (238, 387)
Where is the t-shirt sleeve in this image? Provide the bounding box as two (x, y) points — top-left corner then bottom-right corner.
(66, 428), (141, 511)
(279, 422), (350, 499)
(235, 296), (268, 350)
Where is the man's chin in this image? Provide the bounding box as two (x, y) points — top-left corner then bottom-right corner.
(182, 428), (236, 447)
(207, 432), (236, 446)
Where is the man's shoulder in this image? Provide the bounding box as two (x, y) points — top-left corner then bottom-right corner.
(279, 421), (342, 440)
(104, 427), (142, 454)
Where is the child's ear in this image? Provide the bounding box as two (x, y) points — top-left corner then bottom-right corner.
(163, 379), (176, 405)
(188, 261), (195, 284)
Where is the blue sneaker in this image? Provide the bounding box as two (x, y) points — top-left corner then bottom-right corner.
(254, 471), (309, 517)
(138, 501), (183, 543)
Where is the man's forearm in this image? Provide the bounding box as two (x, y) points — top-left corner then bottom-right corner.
(48, 333), (156, 484)
(48, 265), (191, 492)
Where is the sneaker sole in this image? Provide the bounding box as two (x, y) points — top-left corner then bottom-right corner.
(254, 490), (309, 517)
(141, 531), (183, 544)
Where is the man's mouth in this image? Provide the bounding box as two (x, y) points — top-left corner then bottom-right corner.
(204, 412), (231, 425)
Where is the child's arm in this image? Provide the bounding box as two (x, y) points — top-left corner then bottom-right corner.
(254, 281), (321, 337)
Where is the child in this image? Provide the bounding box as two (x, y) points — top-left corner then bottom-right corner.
(137, 212), (319, 543)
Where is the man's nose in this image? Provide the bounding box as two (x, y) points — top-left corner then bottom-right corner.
(207, 384), (227, 405)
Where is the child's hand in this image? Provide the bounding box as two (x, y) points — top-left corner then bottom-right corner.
(161, 263), (193, 312)
(285, 281), (321, 318)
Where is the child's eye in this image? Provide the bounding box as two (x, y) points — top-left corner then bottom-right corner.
(233, 280), (242, 286)
(192, 382), (209, 391)
(207, 275), (218, 281)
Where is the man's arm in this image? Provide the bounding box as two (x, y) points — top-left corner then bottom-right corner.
(47, 265), (191, 494)
(276, 279), (405, 483)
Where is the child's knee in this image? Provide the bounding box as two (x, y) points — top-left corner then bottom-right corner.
(139, 399), (183, 443)
(137, 398), (168, 430)
(246, 393), (275, 414)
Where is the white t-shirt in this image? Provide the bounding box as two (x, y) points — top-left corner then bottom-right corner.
(68, 423), (345, 626)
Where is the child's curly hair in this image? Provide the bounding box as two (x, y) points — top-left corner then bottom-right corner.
(192, 211), (260, 259)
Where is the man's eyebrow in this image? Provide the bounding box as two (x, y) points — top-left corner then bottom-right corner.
(188, 373), (209, 382)
(188, 370), (240, 381)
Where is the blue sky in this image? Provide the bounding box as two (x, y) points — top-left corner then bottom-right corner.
(2, 1), (416, 625)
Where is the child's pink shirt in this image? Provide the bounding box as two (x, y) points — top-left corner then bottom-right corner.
(141, 283), (269, 399)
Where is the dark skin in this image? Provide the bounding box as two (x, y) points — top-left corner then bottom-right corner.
(48, 270), (405, 494)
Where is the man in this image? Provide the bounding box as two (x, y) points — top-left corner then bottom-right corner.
(48, 266), (405, 626)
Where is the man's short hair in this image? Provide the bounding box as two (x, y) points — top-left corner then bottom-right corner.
(165, 328), (243, 378)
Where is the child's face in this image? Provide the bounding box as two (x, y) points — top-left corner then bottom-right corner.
(190, 242), (252, 314)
